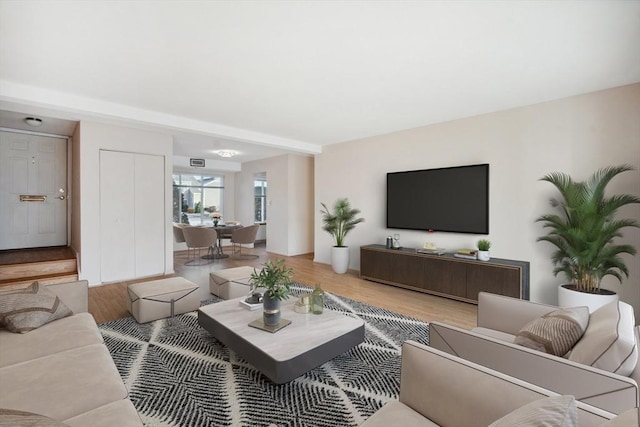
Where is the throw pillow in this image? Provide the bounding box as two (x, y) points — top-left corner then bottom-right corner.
(488, 395), (577, 427)
(0, 408), (69, 426)
(514, 306), (589, 356)
(0, 282), (72, 333)
(568, 301), (638, 376)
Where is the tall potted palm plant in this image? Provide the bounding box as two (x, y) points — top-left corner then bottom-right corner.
(536, 165), (639, 311)
(320, 198), (365, 274)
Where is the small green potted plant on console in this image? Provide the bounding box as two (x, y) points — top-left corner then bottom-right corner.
(250, 259), (294, 326)
(476, 239), (491, 261)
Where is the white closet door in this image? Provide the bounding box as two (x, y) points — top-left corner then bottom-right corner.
(134, 153), (165, 277)
(100, 151), (135, 282)
(100, 150), (165, 282)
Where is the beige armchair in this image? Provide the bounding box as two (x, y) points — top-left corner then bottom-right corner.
(429, 292), (640, 415)
(182, 227), (217, 266)
(361, 341), (620, 427)
(230, 224), (260, 259)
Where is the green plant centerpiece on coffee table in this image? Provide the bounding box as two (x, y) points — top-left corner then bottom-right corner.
(320, 198), (365, 274)
(536, 165), (639, 311)
(250, 259), (294, 326)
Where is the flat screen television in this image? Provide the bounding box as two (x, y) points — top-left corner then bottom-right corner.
(386, 163), (489, 234)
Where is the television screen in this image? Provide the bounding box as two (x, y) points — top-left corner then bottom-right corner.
(386, 164), (489, 234)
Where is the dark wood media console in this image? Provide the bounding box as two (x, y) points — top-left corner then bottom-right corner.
(360, 244), (529, 303)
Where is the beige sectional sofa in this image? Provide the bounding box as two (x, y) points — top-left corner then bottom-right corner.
(430, 292), (640, 415)
(362, 340), (637, 427)
(0, 280), (142, 426)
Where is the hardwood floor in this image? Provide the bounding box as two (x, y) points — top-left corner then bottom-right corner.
(0, 246), (78, 286)
(88, 243), (478, 329)
(0, 246), (75, 265)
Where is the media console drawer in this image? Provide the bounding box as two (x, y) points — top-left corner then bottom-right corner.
(359, 245), (529, 303)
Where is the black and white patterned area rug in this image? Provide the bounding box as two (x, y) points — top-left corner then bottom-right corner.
(98, 284), (430, 427)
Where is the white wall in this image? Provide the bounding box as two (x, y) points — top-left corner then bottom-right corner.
(237, 154), (314, 256)
(76, 121), (174, 285)
(288, 155), (315, 255)
(70, 124), (82, 265)
(315, 83), (640, 317)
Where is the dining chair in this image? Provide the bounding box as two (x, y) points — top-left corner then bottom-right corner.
(173, 223), (189, 259)
(230, 224), (260, 259)
(182, 227), (217, 266)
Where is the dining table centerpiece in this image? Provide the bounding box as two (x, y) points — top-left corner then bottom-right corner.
(210, 211), (222, 227)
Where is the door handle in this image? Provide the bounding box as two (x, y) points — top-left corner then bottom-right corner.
(20, 195), (47, 202)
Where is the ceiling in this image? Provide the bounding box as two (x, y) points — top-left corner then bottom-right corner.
(1, 1), (639, 167)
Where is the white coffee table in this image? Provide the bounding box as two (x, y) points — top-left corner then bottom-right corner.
(198, 296), (365, 384)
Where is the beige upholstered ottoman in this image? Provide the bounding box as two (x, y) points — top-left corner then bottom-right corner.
(209, 266), (255, 300)
(127, 277), (200, 323)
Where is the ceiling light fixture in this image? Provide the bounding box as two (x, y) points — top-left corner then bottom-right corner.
(216, 150), (237, 158)
(25, 117), (43, 127)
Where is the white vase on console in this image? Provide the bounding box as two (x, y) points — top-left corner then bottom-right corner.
(476, 239), (492, 262)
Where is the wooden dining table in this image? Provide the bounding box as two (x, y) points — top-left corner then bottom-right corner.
(202, 224), (242, 259)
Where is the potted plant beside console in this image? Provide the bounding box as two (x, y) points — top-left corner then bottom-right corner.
(321, 198), (365, 274)
(536, 165), (639, 312)
(250, 259), (294, 326)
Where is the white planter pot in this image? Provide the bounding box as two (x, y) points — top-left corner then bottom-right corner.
(330, 246), (350, 274)
(558, 284), (618, 313)
(477, 250), (490, 261)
